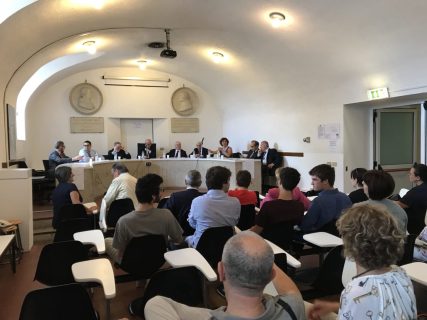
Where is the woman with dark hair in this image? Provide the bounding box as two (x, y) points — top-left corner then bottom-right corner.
(51, 166), (96, 228)
(348, 167), (368, 204)
(361, 170), (408, 233)
(395, 163), (427, 235)
(308, 205), (417, 319)
(210, 137), (233, 158)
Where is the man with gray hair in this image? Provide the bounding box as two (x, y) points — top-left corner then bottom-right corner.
(144, 231), (305, 319)
(99, 163), (138, 229)
(163, 170), (204, 236)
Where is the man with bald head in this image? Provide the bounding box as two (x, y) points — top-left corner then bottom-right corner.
(190, 141), (209, 158)
(140, 138), (156, 159)
(143, 231), (305, 319)
(167, 141), (187, 158)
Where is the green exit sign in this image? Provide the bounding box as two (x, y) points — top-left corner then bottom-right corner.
(367, 87), (389, 100)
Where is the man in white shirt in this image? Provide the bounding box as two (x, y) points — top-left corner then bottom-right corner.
(78, 140), (98, 162)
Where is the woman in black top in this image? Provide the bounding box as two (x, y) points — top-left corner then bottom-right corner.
(348, 168), (368, 204)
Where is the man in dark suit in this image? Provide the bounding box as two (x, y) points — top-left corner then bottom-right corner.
(260, 140), (282, 193)
(107, 141), (131, 159)
(140, 138), (156, 158)
(163, 170), (204, 236)
(246, 140), (261, 159)
(167, 141), (187, 158)
(189, 141), (209, 158)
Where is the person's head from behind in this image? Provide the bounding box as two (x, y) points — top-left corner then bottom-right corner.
(410, 163), (427, 184)
(55, 166), (73, 183)
(135, 174), (163, 204)
(337, 204), (404, 270)
(309, 164), (335, 190)
(206, 166), (231, 191)
(185, 170), (202, 188)
(54, 140), (65, 153)
(362, 170), (395, 200)
(219, 231), (274, 297)
(350, 167), (367, 188)
(236, 170), (251, 189)
(278, 167), (301, 191)
(111, 163), (128, 178)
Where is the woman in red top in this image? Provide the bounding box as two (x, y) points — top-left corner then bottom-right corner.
(228, 170), (258, 205)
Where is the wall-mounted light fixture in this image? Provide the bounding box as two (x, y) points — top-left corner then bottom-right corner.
(269, 12), (286, 28)
(83, 41), (97, 54)
(211, 51), (225, 63)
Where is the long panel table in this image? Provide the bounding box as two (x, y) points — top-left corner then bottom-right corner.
(59, 158), (261, 202)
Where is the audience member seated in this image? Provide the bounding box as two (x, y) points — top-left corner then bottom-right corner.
(48, 140), (82, 172)
(259, 140), (281, 193)
(261, 168), (311, 210)
(163, 170), (204, 236)
(144, 231), (306, 320)
(300, 164), (351, 233)
(51, 166), (96, 229)
(140, 138), (156, 159)
(246, 140), (261, 159)
(209, 137), (233, 158)
(107, 141), (131, 160)
(189, 141), (208, 158)
(308, 204), (417, 319)
(348, 167), (368, 204)
(228, 170), (258, 206)
(251, 167), (304, 236)
(105, 174), (183, 264)
(186, 166), (240, 248)
(359, 170), (408, 233)
(103, 163), (138, 210)
(167, 141), (187, 158)
(78, 140), (98, 163)
(413, 226), (427, 262)
(395, 163), (427, 235)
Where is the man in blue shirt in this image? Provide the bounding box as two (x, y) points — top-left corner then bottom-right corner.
(301, 164), (351, 233)
(186, 166), (240, 248)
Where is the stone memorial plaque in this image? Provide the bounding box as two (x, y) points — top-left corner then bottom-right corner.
(70, 117), (104, 133)
(171, 118), (199, 133)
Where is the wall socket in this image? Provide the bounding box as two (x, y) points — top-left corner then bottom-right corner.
(326, 161), (337, 167)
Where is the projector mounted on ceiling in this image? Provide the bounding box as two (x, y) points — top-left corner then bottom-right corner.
(160, 29), (177, 59)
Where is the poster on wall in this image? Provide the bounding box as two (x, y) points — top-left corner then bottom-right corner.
(6, 104), (17, 160)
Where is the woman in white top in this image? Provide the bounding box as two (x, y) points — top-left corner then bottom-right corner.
(308, 204), (417, 320)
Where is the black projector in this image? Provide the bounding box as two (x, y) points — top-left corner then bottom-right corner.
(160, 49), (177, 58)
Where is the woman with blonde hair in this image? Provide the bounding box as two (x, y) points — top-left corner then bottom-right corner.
(308, 204), (417, 319)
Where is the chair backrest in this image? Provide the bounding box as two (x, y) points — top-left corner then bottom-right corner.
(54, 218), (93, 242)
(237, 204), (256, 230)
(132, 266), (204, 317)
(157, 196), (169, 209)
(397, 233), (417, 266)
(196, 226), (234, 268)
(318, 219), (339, 237)
(59, 204), (88, 221)
(42, 159), (50, 171)
(120, 234), (166, 277)
(19, 283), (98, 320)
(34, 241), (88, 286)
(106, 198), (134, 227)
(261, 221), (296, 251)
(231, 152), (241, 158)
(312, 245), (345, 294)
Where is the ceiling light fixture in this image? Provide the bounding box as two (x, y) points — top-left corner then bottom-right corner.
(83, 41), (97, 54)
(269, 12), (286, 28)
(211, 51), (225, 63)
(137, 60), (148, 70)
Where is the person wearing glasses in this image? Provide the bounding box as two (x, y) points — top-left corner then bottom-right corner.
(78, 140), (99, 162)
(48, 140), (83, 172)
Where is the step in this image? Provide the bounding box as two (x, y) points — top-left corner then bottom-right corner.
(33, 217), (53, 231)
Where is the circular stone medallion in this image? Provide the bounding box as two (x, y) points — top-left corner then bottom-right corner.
(70, 83), (103, 115)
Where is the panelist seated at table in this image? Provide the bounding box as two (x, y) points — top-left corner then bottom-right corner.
(209, 137), (233, 158)
(107, 141), (131, 160)
(246, 139), (261, 159)
(48, 140), (83, 171)
(144, 231), (306, 320)
(189, 141), (208, 158)
(308, 205), (417, 320)
(105, 173), (183, 264)
(51, 166), (97, 229)
(137, 139), (156, 159)
(78, 140), (99, 163)
(167, 141), (187, 158)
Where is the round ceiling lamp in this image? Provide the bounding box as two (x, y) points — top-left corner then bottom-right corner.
(269, 12), (286, 28)
(83, 41), (97, 54)
(211, 51), (225, 63)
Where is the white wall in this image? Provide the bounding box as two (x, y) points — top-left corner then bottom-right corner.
(23, 67), (222, 169)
